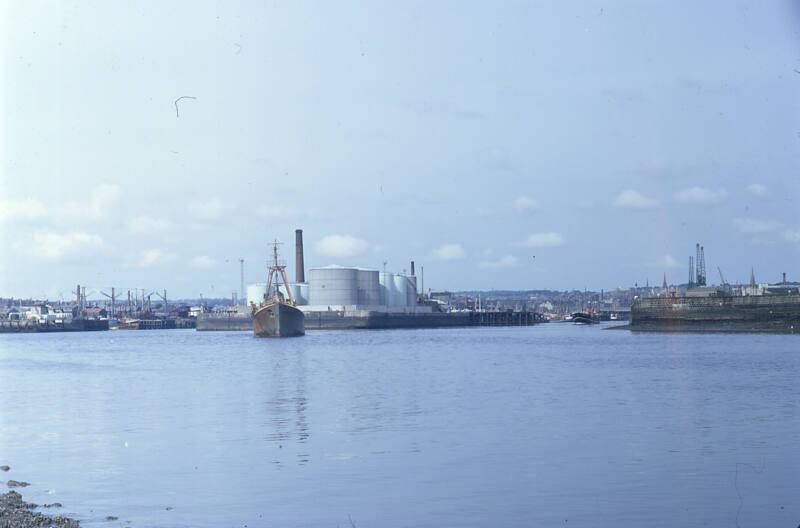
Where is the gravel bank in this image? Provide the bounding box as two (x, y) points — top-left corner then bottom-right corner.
(0, 490), (80, 528)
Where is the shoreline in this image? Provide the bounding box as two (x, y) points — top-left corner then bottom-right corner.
(0, 489), (80, 528)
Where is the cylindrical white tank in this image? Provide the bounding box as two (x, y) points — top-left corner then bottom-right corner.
(379, 272), (395, 306)
(309, 267), (359, 306)
(357, 269), (381, 306)
(247, 283), (267, 305)
(392, 275), (412, 307)
(292, 283), (309, 305)
(249, 282), (309, 306)
(405, 275), (418, 306)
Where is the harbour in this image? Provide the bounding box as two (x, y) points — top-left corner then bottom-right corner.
(2, 325), (798, 527)
(3, 1), (799, 526)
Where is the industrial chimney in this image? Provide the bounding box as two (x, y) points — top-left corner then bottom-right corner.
(410, 261), (415, 276)
(295, 229), (305, 283)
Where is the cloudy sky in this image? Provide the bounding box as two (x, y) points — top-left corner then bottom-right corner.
(1, 1), (799, 299)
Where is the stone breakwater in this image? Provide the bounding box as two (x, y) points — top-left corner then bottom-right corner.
(0, 490), (79, 528)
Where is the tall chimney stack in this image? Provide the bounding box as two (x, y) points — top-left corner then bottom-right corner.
(410, 261), (415, 276)
(295, 229), (305, 283)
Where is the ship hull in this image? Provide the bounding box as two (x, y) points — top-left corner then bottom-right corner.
(253, 302), (305, 337)
(631, 295), (800, 332)
(570, 312), (598, 325)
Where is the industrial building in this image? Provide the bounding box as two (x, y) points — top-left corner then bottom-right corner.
(247, 266), (421, 312)
(245, 229), (425, 313)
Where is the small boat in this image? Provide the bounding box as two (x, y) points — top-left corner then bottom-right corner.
(252, 240), (305, 338)
(570, 312), (598, 325)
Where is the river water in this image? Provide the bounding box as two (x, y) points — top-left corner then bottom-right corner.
(0, 324), (798, 527)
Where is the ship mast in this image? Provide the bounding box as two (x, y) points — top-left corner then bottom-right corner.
(263, 240), (296, 306)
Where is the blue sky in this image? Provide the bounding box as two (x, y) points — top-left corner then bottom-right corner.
(1, 1), (799, 298)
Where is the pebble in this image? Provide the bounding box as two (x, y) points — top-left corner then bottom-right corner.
(0, 490), (80, 528)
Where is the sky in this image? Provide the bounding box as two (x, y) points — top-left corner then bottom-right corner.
(1, 0), (799, 299)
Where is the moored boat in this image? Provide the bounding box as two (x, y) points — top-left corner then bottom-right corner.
(252, 240), (305, 338)
(570, 311), (599, 325)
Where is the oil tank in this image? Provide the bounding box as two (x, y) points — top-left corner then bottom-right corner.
(392, 274), (417, 306)
(405, 274), (418, 306)
(248, 282), (309, 306)
(357, 269), (381, 306)
(379, 272), (395, 306)
(309, 266), (359, 306)
(247, 283), (267, 306)
(392, 274), (414, 307)
(291, 283), (309, 305)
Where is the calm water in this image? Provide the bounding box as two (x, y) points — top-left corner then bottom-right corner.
(0, 325), (798, 527)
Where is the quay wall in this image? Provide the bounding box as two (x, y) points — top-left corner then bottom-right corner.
(197, 310), (545, 331)
(631, 295), (800, 331)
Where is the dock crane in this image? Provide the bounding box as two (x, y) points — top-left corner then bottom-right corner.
(100, 287), (116, 317)
(152, 289), (168, 316)
(717, 266), (728, 286)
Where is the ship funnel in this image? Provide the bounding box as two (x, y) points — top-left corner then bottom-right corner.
(295, 229), (305, 283)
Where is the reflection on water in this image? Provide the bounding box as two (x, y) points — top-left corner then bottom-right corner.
(0, 327), (799, 527)
(265, 350), (309, 446)
(265, 350), (310, 468)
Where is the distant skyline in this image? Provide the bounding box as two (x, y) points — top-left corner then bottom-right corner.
(2, 1), (799, 298)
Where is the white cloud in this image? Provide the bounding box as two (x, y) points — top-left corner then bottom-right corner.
(517, 232), (565, 248)
(137, 248), (176, 268)
(513, 196), (538, 213)
(255, 204), (298, 218)
(674, 187), (727, 205)
(784, 229), (800, 242)
(615, 189), (659, 209)
(745, 184), (768, 198)
(479, 255), (518, 268)
(190, 255), (216, 269)
(127, 216), (172, 234)
(316, 234), (369, 257)
(62, 183), (122, 220)
(0, 198), (48, 221)
(29, 231), (103, 260)
(733, 217), (783, 234)
(657, 255), (680, 269)
(187, 198), (223, 220)
(432, 243), (466, 260)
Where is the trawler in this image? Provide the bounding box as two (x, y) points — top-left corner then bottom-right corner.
(251, 241), (305, 338)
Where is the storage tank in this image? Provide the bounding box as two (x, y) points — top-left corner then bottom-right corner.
(379, 272), (395, 306)
(247, 283), (267, 306)
(291, 283), (309, 305)
(357, 269), (381, 306)
(392, 274), (416, 307)
(392, 274), (417, 306)
(405, 274), (418, 306)
(248, 282), (309, 306)
(309, 266), (359, 306)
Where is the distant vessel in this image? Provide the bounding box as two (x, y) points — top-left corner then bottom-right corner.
(631, 286), (800, 333)
(252, 240), (305, 338)
(570, 312), (598, 325)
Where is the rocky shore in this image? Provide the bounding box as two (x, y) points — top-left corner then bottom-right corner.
(0, 490), (80, 528)
(2, 466), (80, 528)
